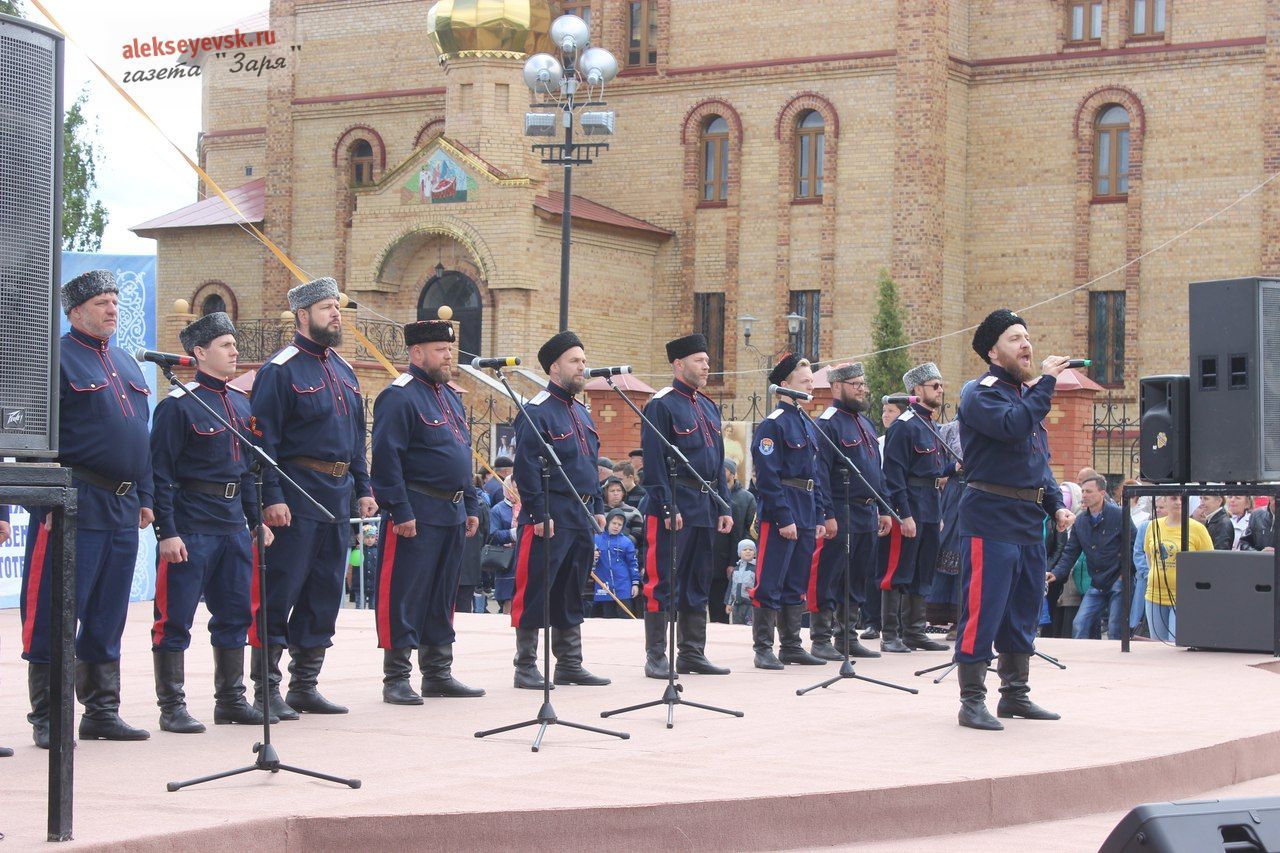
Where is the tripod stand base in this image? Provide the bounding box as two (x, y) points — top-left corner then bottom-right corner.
(475, 701), (629, 752)
(167, 741), (361, 791)
(600, 682), (744, 729)
(797, 658), (919, 696)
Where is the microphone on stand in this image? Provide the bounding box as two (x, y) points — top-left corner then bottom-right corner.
(586, 365), (632, 378)
(470, 356), (522, 369)
(882, 394), (919, 406)
(133, 348), (194, 368)
(769, 384), (812, 402)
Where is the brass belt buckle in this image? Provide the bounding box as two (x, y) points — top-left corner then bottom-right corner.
(329, 462), (346, 477)
(224, 483), (238, 499)
(451, 490), (464, 504)
(805, 479), (814, 491)
(115, 481), (132, 497)
(1035, 487), (1045, 503)
(934, 478), (943, 490)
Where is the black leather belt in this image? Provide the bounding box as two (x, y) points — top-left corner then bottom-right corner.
(908, 476), (943, 490)
(284, 456), (350, 478)
(180, 479), (240, 499)
(674, 475), (718, 492)
(968, 480), (1045, 504)
(782, 477), (814, 492)
(72, 467), (134, 497)
(406, 481), (465, 504)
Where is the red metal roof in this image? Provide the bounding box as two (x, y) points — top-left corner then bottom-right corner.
(131, 179), (265, 233)
(584, 373), (656, 394)
(534, 191), (671, 237)
(1055, 367), (1105, 392)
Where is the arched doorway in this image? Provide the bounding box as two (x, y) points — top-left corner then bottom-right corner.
(418, 269), (481, 359)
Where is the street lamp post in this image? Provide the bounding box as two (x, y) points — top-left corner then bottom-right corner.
(737, 314), (770, 420)
(522, 15), (618, 332)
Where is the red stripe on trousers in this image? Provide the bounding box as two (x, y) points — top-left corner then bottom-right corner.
(21, 523), (50, 654)
(509, 525), (535, 627)
(643, 516), (661, 613)
(749, 522), (771, 608)
(960, 537), (985, 656)
(152, 560), (170, 648)
(375, 527), (399, 648)
(879, 522), (903, 591)
(248, 539), (262, 647)
(806, 536), (825, 612)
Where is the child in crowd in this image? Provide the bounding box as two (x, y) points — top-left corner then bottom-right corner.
(592, 509), (639, 618)
(725, 539), (757, 626)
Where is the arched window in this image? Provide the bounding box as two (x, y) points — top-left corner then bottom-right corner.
(795, 110), (825, 199)
(1094, 105), (1130, 199)
(350, 139), (375, 187)
(700, 116), (729, 202)
(419, 270), (482, 360)
(200, 293), (227, 316)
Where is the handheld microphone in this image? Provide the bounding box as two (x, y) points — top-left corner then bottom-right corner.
(133, 348), (194, 368)
(769, 383), (812, 402)
(470, 356), (522, 369)
(586, 365), (632, 378)
(882, 394), (919, 405)
(1065, 358), (1091, 369)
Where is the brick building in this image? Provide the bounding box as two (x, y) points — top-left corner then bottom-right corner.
(132, 0), (1278, 475)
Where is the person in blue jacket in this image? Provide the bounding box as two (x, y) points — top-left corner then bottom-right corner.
(21, 270), (154, 746)
(370, 319), (484, 704)
(149, 311), (267, 734)
(509, 331), (610, 689)
(879, 361), (956, 654)
(749, 353), (828, 669)
(593, 510), (639, 618)
(249, 276), (377, 719)
(953, 309), (1075, 731)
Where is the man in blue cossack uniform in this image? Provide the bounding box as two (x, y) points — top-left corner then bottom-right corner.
(638, 333), (734, 679)
(749, 354), (828, 670)
(509, 331), (611, 689)
(953, 309), (1075, 730)
(371, 319), (484, 705)
(149, 311), (268, 733)
(21, 270), (155, 745)
(250, 276), (377, 719)
(879, 361), (955, 655)
(809, 362), (889, 661)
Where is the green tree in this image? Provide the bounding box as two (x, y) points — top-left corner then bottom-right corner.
(867, 268), (912, 425)
(62, 90), (109, 251)
(0, 1), (23, 16)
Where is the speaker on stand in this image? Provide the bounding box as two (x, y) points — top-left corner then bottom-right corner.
(1139, 375), (1189, 484)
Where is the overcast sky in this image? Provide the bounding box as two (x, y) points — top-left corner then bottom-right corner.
(22, 0), (268, 254)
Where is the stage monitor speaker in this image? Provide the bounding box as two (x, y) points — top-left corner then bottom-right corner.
(0, 14), (63, 458)
(1139, 375), (1189, 483)
(1176, 550), (1277, 653)
(1100, 796), (1280, 852)
(1189, 277), (1280, 482)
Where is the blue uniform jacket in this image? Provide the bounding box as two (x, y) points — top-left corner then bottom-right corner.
(1050, 502), (1133, 590)
(957, 364), (1065, 544)
(640, 379), (731, 527)
(882, 403), (955, 524)
(250, 333), (371, 521)
(150, 371), (259, 540)
(513, 380), (604, 529)
(52, 327), (154, 529)
(750, 402), (827, 530)
(370, 363), (480, 527)
(816, 401), (885, 533)
(592, 530), (638, 601)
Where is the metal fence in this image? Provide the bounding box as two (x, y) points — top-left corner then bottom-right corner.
(1090, 395), (1141, 482)
(234, 317), (409, 364)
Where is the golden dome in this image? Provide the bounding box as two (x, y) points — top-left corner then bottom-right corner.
(426, 0), (556, 64)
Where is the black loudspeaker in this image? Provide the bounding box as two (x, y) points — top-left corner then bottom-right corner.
(1100, 796), (1280, 852)
(1176, 550), (1277, 653)
(1139, 375), (1189, 483)
(1189, 277), (1280, 482)
(0, 14), (63, 458)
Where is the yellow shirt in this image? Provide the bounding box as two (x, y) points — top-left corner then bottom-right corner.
(1143, 517), (1213, 606)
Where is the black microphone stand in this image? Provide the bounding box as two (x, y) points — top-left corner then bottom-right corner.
(792, 399), (916, 697)
(159, 365), (360, 791)
(598, 377), (743, 728)
(906, 403), (1065, 682)
(473, 368), (629, 751)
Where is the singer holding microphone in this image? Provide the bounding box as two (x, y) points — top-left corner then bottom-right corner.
(749, 354), (829, 669)
(370, 319), (484, 704)
(20, 270), (155, 745)
(952, 309), (1074, 731)
(638, 334), (734, 679)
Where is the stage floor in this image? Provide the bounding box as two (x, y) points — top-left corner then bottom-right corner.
(2, 604), (1279, 851)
